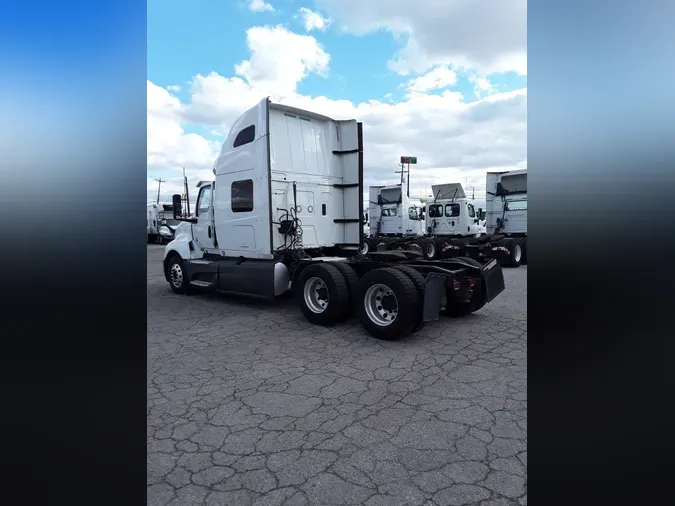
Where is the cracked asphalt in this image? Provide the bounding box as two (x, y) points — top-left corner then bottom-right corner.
(147, 245), (527, 506)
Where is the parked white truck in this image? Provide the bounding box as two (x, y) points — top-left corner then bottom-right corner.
(148, 203), (180, 244)
(421, 183), (484, 260)
(162, 98), (505, 340)
(361, 184), (426, 254)
(463, 169), (527, 267)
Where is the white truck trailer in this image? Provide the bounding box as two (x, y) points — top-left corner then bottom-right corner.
(162, 98), (506, 340)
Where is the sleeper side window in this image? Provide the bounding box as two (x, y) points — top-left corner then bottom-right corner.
(231, 179), (254, 213)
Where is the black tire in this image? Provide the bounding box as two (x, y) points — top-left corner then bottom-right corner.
(356, 267), (420, 340)
(358, 240), (370, 255)
(421, 238), (438, 260)
(393, 266), (427, 332)
(167, 254), (194, 295)
(520, 239), (528, 265)
(506, 239), (523, 268)
(331, 262), (360, 322)
(295, 263), (350, 326)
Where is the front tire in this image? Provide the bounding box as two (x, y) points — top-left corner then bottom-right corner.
(421, 238), (438, 260)
(167, 255), (193, 294)
(506, 239), (522, 267)
(356, 268), (420, 340)
(295, 263), (350, 326)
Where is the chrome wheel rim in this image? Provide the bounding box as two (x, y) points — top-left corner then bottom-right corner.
(364, 283), (398, 326)
(514, 244), (522, 262)
(304, 277), (329, 313)
(426, 243), (436, 258)
(359, 242), (369, 255)
(170, 262), (183, 288)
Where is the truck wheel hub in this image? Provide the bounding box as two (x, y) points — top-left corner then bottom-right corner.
(170, 263), (183, 288)
(365, 284), (398, 326)
(304, 277), (329, 313)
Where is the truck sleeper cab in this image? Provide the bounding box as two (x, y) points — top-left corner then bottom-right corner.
(162, 97), (506, 340)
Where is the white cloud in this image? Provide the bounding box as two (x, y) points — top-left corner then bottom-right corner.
(233, 25), (330, 95)
(247, 0), (275, 13)
(166, 84), (181, 92)
(147, 81), (221, 200)
(298, 7), (332, 32)
(147, 23), (526, 204)
(468, 74), (498, 98)
(315, 0), (527, 76)
(406, 66), (457, 93)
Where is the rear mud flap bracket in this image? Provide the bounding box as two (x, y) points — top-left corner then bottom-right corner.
(422, 273), (446, 322)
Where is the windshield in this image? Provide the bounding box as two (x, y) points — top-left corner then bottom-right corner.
(380, 187), (402, 204)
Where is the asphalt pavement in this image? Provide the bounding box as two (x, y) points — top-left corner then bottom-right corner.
(147, 244), (527, 506)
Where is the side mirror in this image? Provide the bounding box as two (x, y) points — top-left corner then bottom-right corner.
(172, 194), (182, 219)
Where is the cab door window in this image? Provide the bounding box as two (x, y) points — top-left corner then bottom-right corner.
(196, 185), (212, 216)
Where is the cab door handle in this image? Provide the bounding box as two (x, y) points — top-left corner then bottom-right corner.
(208, 226), (212, 238)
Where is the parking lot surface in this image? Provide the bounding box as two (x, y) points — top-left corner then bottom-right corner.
(148, 245), (527, 506)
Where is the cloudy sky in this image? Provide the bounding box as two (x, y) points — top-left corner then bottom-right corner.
(147, 0), (527, 209)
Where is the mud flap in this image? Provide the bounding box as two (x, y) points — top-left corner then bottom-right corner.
(422, 272), (446, 322)
(481, 259), (505, 302)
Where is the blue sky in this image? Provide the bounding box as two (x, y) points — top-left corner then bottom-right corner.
(147, 0), (527, 203)
(148, 0), (526, 108)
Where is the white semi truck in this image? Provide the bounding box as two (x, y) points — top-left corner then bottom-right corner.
(463, 169), (527, 267)
(148, 203), (180, 244)
(421, 182), (484, 260)
(363, 182), (485, 262)
(162, 97), (506, 340)
(361, 184), (426, 254)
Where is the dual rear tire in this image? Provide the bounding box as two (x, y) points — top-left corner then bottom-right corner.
(295, 262), (426, 341)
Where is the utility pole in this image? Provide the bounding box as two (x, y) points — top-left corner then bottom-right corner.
(472, 186), (475, 200)
(155, 178), (165, 204)
(182, 167), (191, 216)
(397, 156), (417, 197)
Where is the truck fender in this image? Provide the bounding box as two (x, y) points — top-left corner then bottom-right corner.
(163, 240), (201, 281)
